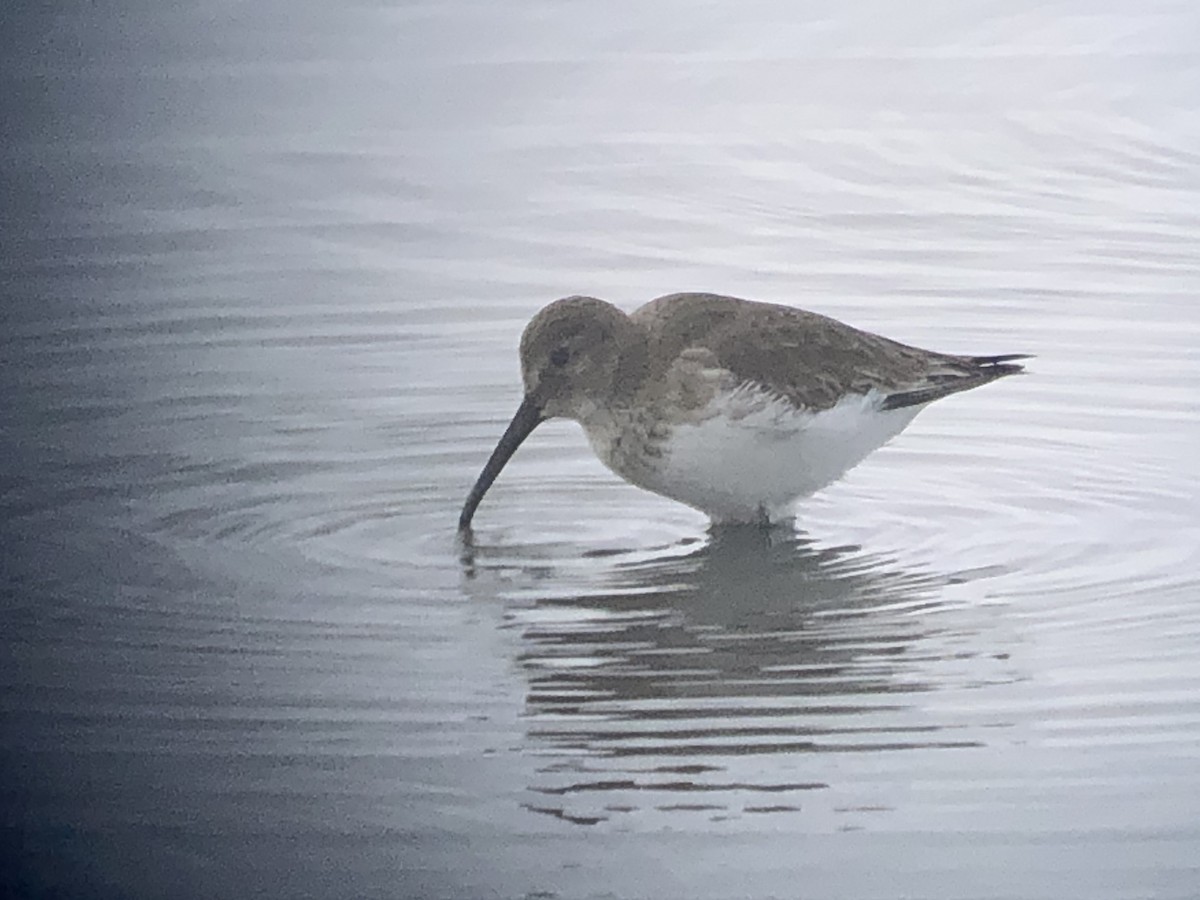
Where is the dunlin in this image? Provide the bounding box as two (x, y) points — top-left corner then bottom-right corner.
(459, 293), (1026, 528)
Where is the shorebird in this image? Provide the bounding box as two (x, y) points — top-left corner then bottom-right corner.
(458, 293), (1026, 529)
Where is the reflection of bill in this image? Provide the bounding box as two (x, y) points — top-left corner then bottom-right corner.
(478, 529), (1014, 827)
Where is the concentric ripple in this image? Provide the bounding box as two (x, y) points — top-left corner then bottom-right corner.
(5, 2), (1200, 894)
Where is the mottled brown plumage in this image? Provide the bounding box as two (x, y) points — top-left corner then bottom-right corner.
(633, 293), (1023, 413)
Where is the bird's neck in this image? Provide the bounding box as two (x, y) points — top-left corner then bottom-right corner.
(608, 320), (652, 406)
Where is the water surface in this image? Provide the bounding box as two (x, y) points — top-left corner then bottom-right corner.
(3, 1), (1200, 898)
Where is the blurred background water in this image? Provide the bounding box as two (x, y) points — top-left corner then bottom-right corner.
(2, 1), (1199, 898)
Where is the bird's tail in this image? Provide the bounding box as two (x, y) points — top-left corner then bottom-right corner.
(881, 353), (1030, 411)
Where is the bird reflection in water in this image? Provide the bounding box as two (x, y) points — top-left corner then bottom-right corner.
(461, 527), (1011, 826)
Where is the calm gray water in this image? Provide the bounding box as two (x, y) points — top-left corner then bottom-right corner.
(3, 1), (1199, 898)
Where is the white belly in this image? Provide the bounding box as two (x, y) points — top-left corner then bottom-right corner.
(604, 390), (924, 523)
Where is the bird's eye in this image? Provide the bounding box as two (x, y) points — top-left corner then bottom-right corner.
(549, 347), (570, 367)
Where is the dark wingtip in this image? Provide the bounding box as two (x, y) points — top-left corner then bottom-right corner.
(880, 352), (1030, 410)
(969, 353), (1033, 367)
(971, 353), (1031, 380)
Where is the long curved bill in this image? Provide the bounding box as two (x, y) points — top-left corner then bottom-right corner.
(458, 395), (545, 531)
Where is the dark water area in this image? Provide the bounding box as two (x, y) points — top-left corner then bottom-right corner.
(3, 1), (1200, 898)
